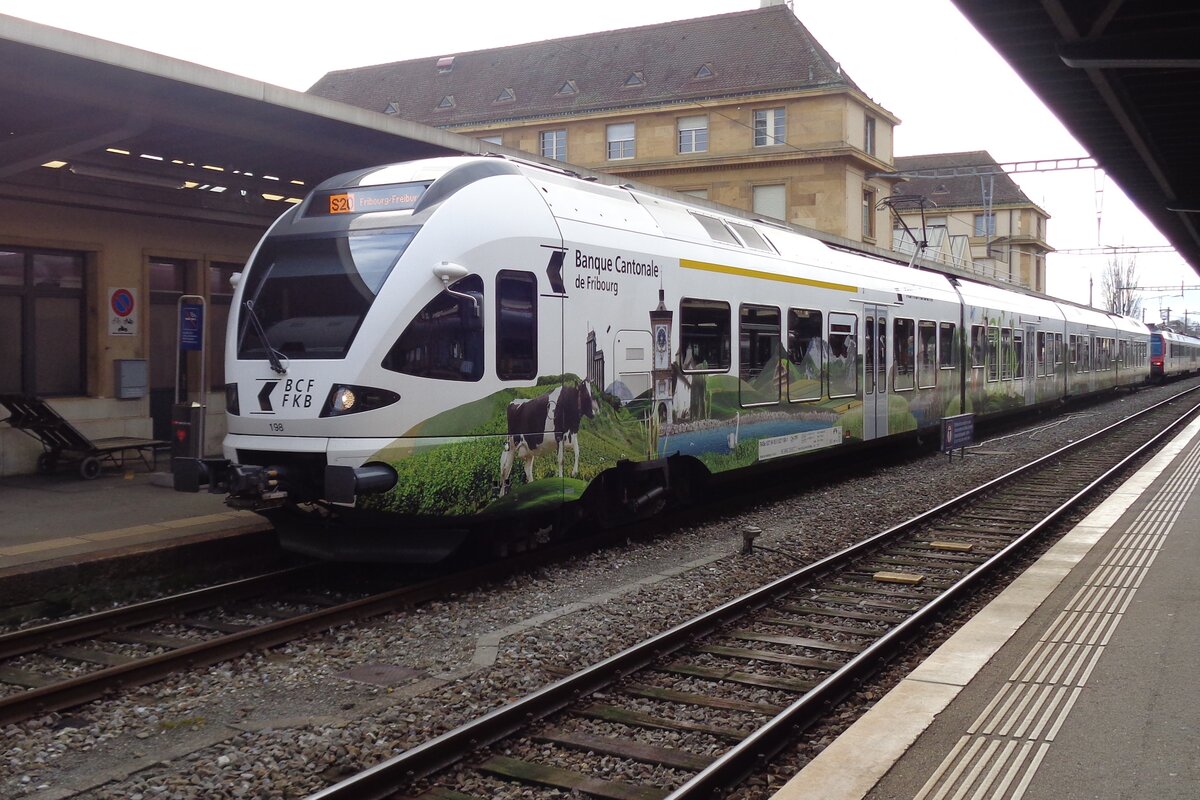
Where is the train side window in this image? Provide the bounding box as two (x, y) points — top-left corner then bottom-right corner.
(987, 325), (1000, 382)
(893, 318), (915, 392)
(827, 312), (858, 399)
(1068, 334), (1078, 371)
(1083, 336), (1092, 372)
(680, 298), (731, 372)
(971, 324), (986, 368)
(917, 320), (937, 388)
(739, 304), (781, 406)
(382, 274), (484, 381)
(1036, 331), (1047, 376)
(938, 322), (958, 369)
(1001, 328), (1013, 380)
(1013, 330), (1025, 378)
(1055, 333), (1064, 366)
(787, 308), (822, 402)
(496, 271), (538, 380)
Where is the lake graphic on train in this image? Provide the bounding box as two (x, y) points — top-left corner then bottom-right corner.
(658, 417), (830, 457)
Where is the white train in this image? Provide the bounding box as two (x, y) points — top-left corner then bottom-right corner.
(1150, 328), (1200, 381)
(174, 155), (1151, 561)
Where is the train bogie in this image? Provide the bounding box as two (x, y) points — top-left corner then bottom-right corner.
(174, 154), (1154, 561)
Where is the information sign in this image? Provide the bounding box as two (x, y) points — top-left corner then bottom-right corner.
(941, 413), (975, 457)
(179, 302), (204, 352)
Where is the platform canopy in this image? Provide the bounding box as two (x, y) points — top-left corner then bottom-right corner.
(951, 1), (1200, 275)
(0, 15), (479, 228)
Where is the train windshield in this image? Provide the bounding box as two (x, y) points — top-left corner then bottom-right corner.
(237, 229), (416, 360)
(1151, 334), (1163, 356)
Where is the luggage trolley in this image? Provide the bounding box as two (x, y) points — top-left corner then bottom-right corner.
(0, 394), (167, 479)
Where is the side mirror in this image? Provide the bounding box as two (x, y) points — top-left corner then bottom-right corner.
(433, 262), (480, 317)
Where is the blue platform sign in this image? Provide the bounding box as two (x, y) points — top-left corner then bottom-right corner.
(941, 413), (975, 454)
(179, 302), (204, 352)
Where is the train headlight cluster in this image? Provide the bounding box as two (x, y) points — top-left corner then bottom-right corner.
(320, 384), (401, 417)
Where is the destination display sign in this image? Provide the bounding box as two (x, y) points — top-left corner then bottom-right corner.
(307, 183), (427, 217)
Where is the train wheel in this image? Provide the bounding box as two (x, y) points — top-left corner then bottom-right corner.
(79, 456), (102, 480)
(36, 452), (58, 475)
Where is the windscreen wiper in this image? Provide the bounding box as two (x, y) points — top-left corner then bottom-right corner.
(242, 299), (287, 374)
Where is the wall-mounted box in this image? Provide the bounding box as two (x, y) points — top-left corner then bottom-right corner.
(114, 359), (148, 399)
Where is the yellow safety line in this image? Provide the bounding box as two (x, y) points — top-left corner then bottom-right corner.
(681, 258), (858, 293)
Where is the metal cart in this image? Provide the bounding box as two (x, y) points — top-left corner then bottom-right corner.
(0, 394), (166, 479)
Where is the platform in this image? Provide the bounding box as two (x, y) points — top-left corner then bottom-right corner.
(0, 466), (270, 577)
(773, 415), (1200, 799)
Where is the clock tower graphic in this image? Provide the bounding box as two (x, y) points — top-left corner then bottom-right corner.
(649, 289), (674, 427)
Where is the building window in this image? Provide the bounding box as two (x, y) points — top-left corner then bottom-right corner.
(607, 122), (635, 160)
(555, 80), (579, 96)
(974, 213), (996, 236)
(862, 188), (877, 240)
(540, 129), (566, 161)
(680, 188), (708, 200)
(864, 116), (876, 156)
(0, 247), (86, 396)
(752, 184), (786, 221)
(677, 115), (708, 154)
(753, 107), (785, 147)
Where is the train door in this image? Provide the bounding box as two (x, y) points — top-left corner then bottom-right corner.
(1024, 324), (1037, 404)
(862, 305), (888, 439)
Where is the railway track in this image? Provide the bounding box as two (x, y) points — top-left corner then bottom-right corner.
(0, 515), (649, 727)
(305, 385), (1200, 800)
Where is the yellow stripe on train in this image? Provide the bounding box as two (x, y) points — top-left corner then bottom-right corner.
(680, 258), (858, 293)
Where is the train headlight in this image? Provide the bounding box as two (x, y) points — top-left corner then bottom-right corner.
(320, 384), (400, 417)
(332, 386), (357, 413)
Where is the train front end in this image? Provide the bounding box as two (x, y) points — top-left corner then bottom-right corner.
(173, 156), (560, 561)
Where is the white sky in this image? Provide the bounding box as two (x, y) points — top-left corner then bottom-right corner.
(2, 0), (1198, 320)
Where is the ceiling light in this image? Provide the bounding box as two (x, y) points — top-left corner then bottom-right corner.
(42, 160), (68, 169)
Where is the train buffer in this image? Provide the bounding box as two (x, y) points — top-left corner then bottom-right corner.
(0, 393), (166, 480)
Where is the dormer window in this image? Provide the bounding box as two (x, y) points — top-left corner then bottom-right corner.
(384, 102), (401, 115)
(494, 88), (516, 104)
(436, 56), (454, 74)
(693, 63), (715, 80)
(623, 71), (645, 88)
(437, 95), (456, 110)
(555, 80), (579, 96)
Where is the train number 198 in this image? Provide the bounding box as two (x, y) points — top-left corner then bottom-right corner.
(269, 422), (285, 432)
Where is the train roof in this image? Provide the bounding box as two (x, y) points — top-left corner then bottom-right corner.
(302, 155), (1153, 337)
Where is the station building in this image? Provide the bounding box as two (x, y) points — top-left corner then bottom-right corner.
(309, 3), (903, 246)
(889, 151), (1053, 292)
(0, 16), (473, 476)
